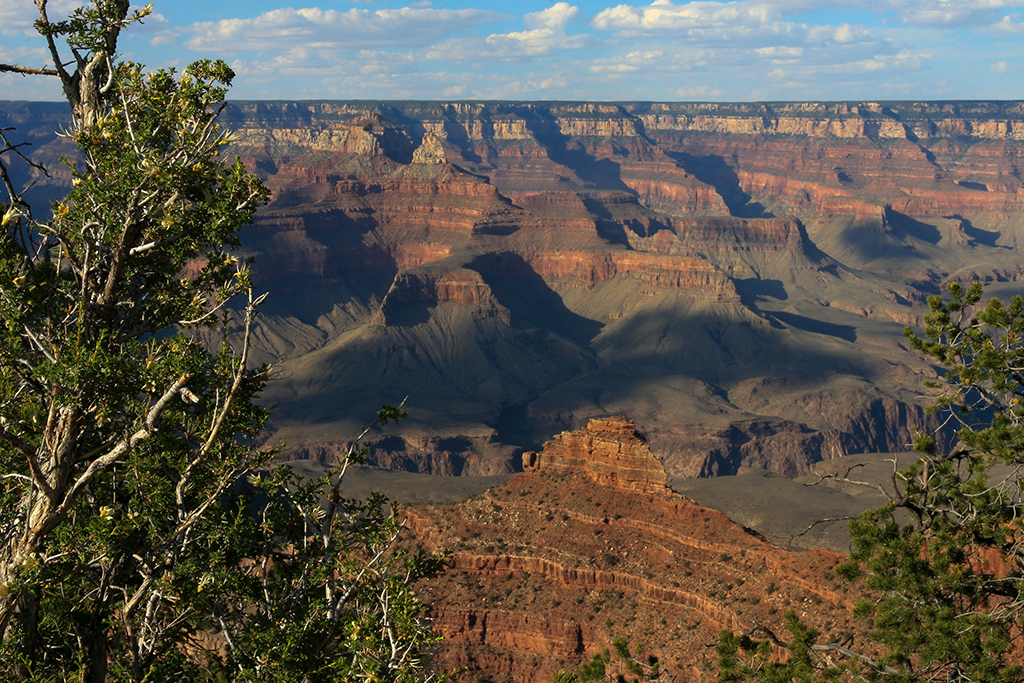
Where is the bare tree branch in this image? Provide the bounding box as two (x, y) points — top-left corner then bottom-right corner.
(0, 64), (59, 77)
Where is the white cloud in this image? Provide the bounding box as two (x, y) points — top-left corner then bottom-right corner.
(423, 5), (591, 62)
(591, 1), (777, 31)
(525, 3), (583, 31)
(537, 75), (570, 90)
(590, 63), (639, 72)
(775, 80), (808, 91)
(184, 7), (506, 52)
(590, 49), (664, 72)
(0, 45), (65, 98)
(0, 0), (84, 36)
(802, 23), (874, 44)
(484, 27), (590, 57)
(675, 84), (726, 98)
(590, 0), (1024, 33)
(833, 24), (855, 43)
(0, 72), (64, 100)
(226, 49), (435, 98)
(755, 46), (804, 58)
(3, 0), (1009, 102)
(223, 62), (582, 101)
(0, 45), (49, 67)
(469, 3), (590, 59)
(589, 0), (881, 56)
(138, 13), (179, 47)
(424, 31), (586, 62)
(149, 31), (180, 47)
(992, 13), (1024, 30)
(0, 42), (71, 97)
(892, 0), (1021, 27)
(838, 51), (932, 72)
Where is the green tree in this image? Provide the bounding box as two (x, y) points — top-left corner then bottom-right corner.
(835, 281), (1024, 683)
(206, 405), (448, 683)
(554, 638), (673, 683)
(716, 612), (853, 683)
(0, 2), (446, 681)
(717, 281), (1024, 682)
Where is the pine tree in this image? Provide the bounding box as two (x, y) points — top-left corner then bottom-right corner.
(0, 3), (447, 680)
(835, 282), (1024, 683)
(717, 282), (1024, 682)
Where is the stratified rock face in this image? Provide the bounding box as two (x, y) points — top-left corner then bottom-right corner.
(521, 418), (668, 494)
(405, 440), (857, 682)
(194, 100), (1024, 478)
(412, 132), (447, 164)
(6, 99), (1024, 479)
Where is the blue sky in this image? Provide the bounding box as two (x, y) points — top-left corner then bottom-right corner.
(2, 0), (1023, 102)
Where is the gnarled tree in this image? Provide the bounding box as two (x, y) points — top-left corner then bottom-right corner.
(0, 2), (446, 681)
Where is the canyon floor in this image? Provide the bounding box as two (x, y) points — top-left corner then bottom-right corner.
(334, 451), (897, 554)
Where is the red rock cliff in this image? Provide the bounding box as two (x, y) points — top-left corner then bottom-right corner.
(522, 417), (669, 494)
(405, 420), (858, 682)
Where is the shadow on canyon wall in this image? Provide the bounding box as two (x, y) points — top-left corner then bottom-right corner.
(667, 151), (773, 218)
(523, 109), (635, 193)
(467, 253), (605, 345)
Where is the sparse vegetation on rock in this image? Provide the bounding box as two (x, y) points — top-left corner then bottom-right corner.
(719, 282), (1024, 682)
(405, 419), (853, 681)
(554, 637), (673, 683)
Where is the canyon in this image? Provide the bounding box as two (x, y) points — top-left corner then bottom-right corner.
(221, 100), (1024, 480)
(6, 98), (1024, 681)
(405, 418), (860, 682)
(4, 99), (1024, 479)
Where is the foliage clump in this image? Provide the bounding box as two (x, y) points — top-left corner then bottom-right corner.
(554, 638), (672, 683)
(0, 2), (446, 681)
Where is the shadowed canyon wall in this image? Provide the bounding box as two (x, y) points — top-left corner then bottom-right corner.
(5, 99), (1024, 479)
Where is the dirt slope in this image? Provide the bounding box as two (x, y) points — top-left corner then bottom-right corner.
(404, 418), (861, 682)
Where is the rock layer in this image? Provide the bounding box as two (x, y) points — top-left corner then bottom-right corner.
(405, 420), (858, 682)
(521, 418), (669, 494)
(6, 99), (1024, 479)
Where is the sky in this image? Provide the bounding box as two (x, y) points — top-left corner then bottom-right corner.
(2, 0), (1023, 102)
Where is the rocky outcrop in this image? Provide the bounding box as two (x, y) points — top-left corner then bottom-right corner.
(522, 418), (669, 494)
(632, 101), (1024, 139)
(517, 249), (739, 298)
(405, 437), (858, 682)
(412, 132), (447, 164)
(375, 270), (511, 325)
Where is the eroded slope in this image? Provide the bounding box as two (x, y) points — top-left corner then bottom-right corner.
(405, 418), (858, 682)
(6, 99), (1024, 478)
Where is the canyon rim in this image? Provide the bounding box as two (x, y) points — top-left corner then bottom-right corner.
(4, 99), (1023, 480)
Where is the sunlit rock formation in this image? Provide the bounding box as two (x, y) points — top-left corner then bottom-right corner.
(405, 419), (856, 682)
(6, 99), (1024, 479)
